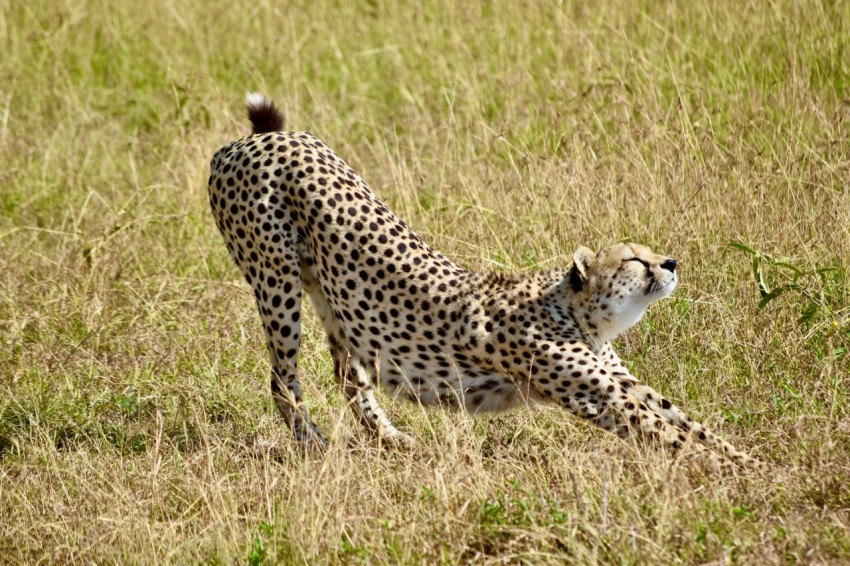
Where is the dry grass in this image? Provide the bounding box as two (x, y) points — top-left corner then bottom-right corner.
(2, 0), (849, 563)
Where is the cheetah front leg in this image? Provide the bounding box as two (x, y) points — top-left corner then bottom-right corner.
(599, 344), (767, 471)
(599, 344), (691, 428)
(530, 343), (735, 468)
(328, 337), (413, 447)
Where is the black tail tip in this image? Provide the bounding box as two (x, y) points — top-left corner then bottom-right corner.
(245, 93), (284, 134)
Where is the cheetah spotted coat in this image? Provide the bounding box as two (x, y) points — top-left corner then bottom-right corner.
(207, 94), (766, 471)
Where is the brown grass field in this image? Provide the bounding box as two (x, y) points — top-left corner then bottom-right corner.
(1, 0), (849, 563)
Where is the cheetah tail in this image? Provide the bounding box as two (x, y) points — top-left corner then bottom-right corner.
(245, 92), (284, 134)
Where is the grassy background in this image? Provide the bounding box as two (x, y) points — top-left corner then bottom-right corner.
(1, 0), (849, 562)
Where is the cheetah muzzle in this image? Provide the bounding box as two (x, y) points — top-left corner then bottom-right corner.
(207, 94), (768, 472)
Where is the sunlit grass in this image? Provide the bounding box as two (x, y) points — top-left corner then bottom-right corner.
(1, 0), (848, 562)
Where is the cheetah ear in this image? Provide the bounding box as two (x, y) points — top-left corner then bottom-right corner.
(569, 246), (596, 291)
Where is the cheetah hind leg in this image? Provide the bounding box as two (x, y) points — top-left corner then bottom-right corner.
(329, 339), (413, 447)
(269, 354), (328, 450)
(249, 258), (327, 450)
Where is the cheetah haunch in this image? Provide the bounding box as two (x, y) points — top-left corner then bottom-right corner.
(207, 94), (765, 471)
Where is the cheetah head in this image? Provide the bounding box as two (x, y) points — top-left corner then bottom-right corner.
(568, 242), (678, 343)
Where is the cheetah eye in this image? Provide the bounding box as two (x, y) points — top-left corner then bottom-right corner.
(625, 257), (649, 268)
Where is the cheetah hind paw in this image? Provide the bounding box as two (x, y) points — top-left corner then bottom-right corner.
(376, 429), (415, 449)
(291, 420), (330, 452)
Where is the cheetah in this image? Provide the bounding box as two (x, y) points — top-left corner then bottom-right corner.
(207, 93), (766, 471)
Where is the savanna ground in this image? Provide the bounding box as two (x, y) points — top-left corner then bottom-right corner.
(1, 0), (849, 563)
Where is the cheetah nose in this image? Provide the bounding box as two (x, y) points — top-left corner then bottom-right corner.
(660, 259), (677, 273)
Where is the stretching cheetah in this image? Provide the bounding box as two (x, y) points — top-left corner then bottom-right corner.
(207, 93), (765, 470)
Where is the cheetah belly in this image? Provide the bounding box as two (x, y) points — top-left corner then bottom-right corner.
(301, 272), (533, 412)
(376, 355), (537, 413)
(300, 254), (537, 414)
(301, 258), (346, 345)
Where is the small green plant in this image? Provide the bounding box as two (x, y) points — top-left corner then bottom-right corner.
(339, 532), (371, 559)
(479, 484), (567, 529)
(729, 242), (849, 360)
(247, 522), (272, 566)
(247, 536), (265, 566)
(419, 485), (437, 504)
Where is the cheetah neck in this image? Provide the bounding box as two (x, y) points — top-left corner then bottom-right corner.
(543, 269), (653, 349)
(591, 299), (652, 344)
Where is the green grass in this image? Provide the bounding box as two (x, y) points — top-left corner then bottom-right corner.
(1, 0), (849, 562)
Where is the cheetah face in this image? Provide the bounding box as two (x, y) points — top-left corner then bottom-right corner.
(571, 242), (678, 342)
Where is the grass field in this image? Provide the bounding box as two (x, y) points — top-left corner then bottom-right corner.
(2, 0), (849, 562)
